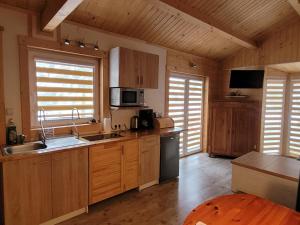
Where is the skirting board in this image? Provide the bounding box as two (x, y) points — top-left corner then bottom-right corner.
(232, 164), (298, 209)
(40, 207), (87, 225)
(139, 180), (159, 191)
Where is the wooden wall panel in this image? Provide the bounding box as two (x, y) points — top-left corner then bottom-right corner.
(219, 21), (300, 101)
(166, 49), (220, 152)
(166, 49), (220, 101)
(222, 21), (300, 70)
(0, 26), (5, 146)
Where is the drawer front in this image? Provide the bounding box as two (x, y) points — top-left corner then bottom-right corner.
(124, 140), (139, 191)
(139, 135), (160, 152)
(89, 144), (123, 204)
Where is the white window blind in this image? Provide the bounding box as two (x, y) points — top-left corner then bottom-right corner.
(168, 75), (204, 156)
(261, 78), (286, 154)
(287, 78), (300, 156)
(34, 59), (96, 124)
(187, 79), (203, 152)
(168, 77), (185, 155)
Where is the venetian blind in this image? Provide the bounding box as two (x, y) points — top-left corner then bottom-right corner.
(35, 59), (96, 123)
(187, 79), (203, 153)
(168, 77), (185, 155)
(287, 78), (300, 156)
(168, 75), (204, 156)
(261, 78), (286, 154)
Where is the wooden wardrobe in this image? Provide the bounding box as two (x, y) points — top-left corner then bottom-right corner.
(208, 100), (261, 157)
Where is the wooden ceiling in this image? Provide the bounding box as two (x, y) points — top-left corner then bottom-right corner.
(0, 0), (299, 59)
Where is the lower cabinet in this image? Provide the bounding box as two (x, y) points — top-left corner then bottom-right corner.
(123, 139), (139, 191)
(139, 135), (160, 189)
(89, 139), (139, 205)
(52, 148), (88, 218)
(1, 147), (88, 225)
(2, 155), (52, 225)
(89, 142), (123, 204)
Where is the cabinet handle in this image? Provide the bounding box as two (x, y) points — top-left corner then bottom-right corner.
(137, 76), (140, 85)
(140, 76), (143, 85)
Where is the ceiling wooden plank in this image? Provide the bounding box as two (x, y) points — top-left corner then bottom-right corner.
(152, 0), (257, 49)
(288, 0), (300, 16)
(41, 0), (84, 31)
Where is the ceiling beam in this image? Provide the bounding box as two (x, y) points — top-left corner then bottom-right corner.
(41, 0), (84, 32)
(288, 0), (300, 16)
(151, 0), (257, 49)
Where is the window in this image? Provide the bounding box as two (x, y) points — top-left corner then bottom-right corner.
(261, 78), (286, 154)
(167, 74), (204, 157)
(29, 51), (99, 128)
(287, 78), (300, 156)
(261, 75), (300, 157)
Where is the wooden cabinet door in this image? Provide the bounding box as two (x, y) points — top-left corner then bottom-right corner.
(52, 148), (88, 218)
(139, 51), (159, 89)
(231, 107), (260, 156)
(231, 108), (251, 156)
(89, 142), (123, 204)
(2, 155), (52, 225)
(119, 47), (140, 88)
(139, 135), (160, 187)
(210, 106), (232, 156)
(123, 139), (139, 191)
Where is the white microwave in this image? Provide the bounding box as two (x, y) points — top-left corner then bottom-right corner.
(110, 88), (144, 107)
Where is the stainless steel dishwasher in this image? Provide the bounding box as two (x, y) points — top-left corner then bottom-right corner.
(160, 132), (180, 182)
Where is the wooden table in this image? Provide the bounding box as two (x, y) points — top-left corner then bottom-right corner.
(183, 194), (300, 225)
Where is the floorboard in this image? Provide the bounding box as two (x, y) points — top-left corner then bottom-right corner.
(59, 153), (232, 225)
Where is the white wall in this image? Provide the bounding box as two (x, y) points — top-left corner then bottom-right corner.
(0, 7), (28, 132)
(0, 7), (166, 132)
(61, 22), (166, 128)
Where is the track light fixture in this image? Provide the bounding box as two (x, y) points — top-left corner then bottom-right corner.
(64, 39), (71, 45)
(62, 37), (100, 51)
(78, 41), (85, 48)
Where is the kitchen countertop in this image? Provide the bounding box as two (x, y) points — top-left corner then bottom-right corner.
(0, 127), (183, 162)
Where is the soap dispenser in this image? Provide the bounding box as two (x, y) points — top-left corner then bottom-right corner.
(6, 119), (17, 145)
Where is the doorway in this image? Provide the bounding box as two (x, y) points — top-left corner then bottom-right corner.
(167, 73), (205, 157)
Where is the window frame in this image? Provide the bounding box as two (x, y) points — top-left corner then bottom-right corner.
(19, 36), (107, 141)
(28, 49), (100, 128)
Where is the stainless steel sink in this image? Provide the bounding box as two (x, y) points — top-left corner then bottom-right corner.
(3, 142), (47, 155)
(81, 133), (123, 142)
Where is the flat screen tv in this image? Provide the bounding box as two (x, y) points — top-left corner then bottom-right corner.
(229, 70), (264, 89)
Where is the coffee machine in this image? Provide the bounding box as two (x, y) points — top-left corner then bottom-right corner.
(138, 109), (154, 130)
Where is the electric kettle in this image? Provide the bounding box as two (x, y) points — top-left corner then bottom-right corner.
(130, 116), (139, 130)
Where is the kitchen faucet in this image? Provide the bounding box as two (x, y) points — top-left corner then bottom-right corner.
(38, 108), (47, 145)
(72, 108), (80, 139)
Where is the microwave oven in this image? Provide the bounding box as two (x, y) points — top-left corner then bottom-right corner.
(110, 88), (144, 107)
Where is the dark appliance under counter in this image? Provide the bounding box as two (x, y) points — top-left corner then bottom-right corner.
(159, 132), (180, 182)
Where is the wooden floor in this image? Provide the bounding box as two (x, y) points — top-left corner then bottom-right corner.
(60, 153), (232, 225)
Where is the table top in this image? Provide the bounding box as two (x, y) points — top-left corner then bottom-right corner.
(231, 151), (300, 182)
(183, 194), (300, 225)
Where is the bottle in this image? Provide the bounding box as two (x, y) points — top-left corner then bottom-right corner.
(6, 119), (17, 145)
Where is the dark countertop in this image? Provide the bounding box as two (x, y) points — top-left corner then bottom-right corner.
(0, 127), (184, 162)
